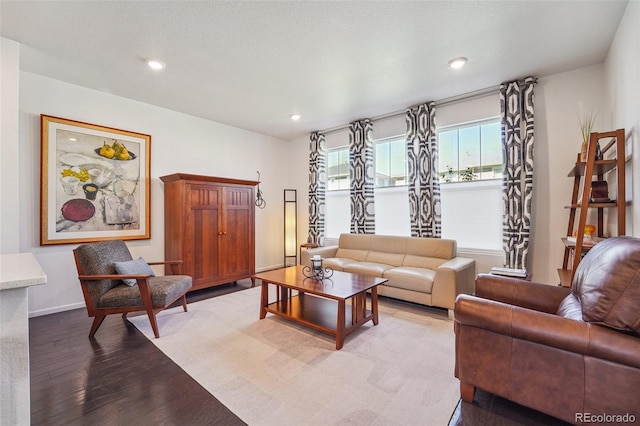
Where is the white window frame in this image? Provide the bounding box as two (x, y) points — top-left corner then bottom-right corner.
(437, 117), (502, 183)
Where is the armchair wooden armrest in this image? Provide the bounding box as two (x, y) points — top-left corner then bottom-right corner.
(147, 260), (183, 265)
(78, 273), (152, 281)
(147, 259), (183, 275)
(475, 273), (570, 314)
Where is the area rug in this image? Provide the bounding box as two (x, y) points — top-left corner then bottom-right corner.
(129, 286), (459, 426)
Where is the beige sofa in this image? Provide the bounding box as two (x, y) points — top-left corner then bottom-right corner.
(301, 233), (476, 316)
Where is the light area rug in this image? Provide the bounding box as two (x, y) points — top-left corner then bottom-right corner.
(129, 286), (459, 426)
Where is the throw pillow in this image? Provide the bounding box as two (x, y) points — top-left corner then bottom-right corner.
(113, 257), (155, 286)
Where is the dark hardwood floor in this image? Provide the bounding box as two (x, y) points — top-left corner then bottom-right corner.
(30, 278), (568, 426)
(29, 280), (252, 426)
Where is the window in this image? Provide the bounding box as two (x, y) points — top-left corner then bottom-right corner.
(375, 136), (407, 187)
(325, 139), (410, 238)
(327, 137), (408, 190)
(438, 118), (502, 182)
(324, 118), (504, 250)
(438, 118), (503, 250)
(326, 147), (350, 238)
(327, 148), (350, 190)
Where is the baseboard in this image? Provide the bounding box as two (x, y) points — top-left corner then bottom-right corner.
(256, 264), (284, 273)
(29, 302), (86, 318)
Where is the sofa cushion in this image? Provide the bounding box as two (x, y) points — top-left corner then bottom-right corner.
(338, 233), (373, 250)
(383, 267), (436, 293)
(405, 237), (456, 259)
(344, 262), (393, 277)
(367, 250), (405, 267)
(323, 257), (356, 271)
(572, 236), (640, 335)
(402, 255), (447, 270)
(334, 248), (369, 262)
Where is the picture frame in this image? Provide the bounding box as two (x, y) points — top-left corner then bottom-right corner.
(40, 115), (151, 245)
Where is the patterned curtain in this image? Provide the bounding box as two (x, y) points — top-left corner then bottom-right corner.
(406, 102), (441, 238)
(308, 132), (326, 244)
(501, 76), (535, 269)
(349, 119), (375, 234)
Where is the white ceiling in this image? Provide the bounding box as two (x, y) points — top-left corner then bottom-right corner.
(0, 1), (628, 141)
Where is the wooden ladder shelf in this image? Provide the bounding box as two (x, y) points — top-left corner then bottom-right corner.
(558, 129), (626, 287)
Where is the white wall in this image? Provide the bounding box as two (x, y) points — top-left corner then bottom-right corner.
(532, 64), (607, 284)
(604, 0), (639, 236)
(0, 38), (20, 254)
(13, 67), (290, 316)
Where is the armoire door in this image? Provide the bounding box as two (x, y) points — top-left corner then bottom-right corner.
(186, 183), (221, 288)
(220, 185), (255, 279)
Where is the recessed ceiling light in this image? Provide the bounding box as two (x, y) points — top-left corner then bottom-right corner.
(290, 114), (301, 121)
(448, 57), (467, 69)
(146, 59), (166, 70)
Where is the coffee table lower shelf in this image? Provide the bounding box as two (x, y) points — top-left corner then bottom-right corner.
(266, 292), (372, 330)
(262, 291), (377, 350)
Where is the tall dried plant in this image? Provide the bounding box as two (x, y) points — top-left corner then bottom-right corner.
(578, 109), (598, 142)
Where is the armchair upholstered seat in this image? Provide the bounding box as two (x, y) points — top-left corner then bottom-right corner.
(74, 239), (192, 338)
(454, 236), (640, 424)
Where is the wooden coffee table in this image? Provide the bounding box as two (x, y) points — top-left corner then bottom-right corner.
(253, 266), (387, 350)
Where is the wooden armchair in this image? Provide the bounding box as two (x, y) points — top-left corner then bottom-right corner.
(73, 240), (192, 338)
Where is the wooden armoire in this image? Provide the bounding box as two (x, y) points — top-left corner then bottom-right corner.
(160, 173), (258, 291)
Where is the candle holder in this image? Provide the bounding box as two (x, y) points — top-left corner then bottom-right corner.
(302, 256), (334, 280)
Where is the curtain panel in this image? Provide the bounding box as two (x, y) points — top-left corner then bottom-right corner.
(406, 102), (441, 238)
(349, 119), (375, 234)
(308, 131), (327, 244)
(501, 76), (535, 269)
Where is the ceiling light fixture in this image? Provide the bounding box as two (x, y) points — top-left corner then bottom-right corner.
(448, 57), (467, 69)
(146, 59), (166, 70)
(290, 114), (301, 121)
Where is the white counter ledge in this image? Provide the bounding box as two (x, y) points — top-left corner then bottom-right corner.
(0, 252), (47, 290)
(1, 252), (47, 426)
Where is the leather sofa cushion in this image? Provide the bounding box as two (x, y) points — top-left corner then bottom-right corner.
(405, 237), (456, 259)
(344, 262), (393, 276)
(573, 236), (640, 335)
(335, 248), (368, 262)
(338, 233), (372, 250)
(383, 267), (436, 293)
(367, 250), (404, 267)
(323, 257), (356, 271)
(403, 255), (446, 270)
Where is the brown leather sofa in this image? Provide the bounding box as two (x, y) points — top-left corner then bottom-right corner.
(454, 236), (640, 424)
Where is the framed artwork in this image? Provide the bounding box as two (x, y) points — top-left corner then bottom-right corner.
(40, 115), (151, 245)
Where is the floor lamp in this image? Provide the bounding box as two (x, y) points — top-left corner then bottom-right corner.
(284, 189), (297, 267)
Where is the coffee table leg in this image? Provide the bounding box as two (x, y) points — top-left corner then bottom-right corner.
(371, 286), (379, 325)
(260, 281), (268, 319)
(336, 299), (346, 350)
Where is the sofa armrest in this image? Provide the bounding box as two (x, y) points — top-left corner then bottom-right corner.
(431, 257), (476, 310)
(301, 245), (339, 266)
(475, 273), (570, 314)
(455, 294), (640, 368)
